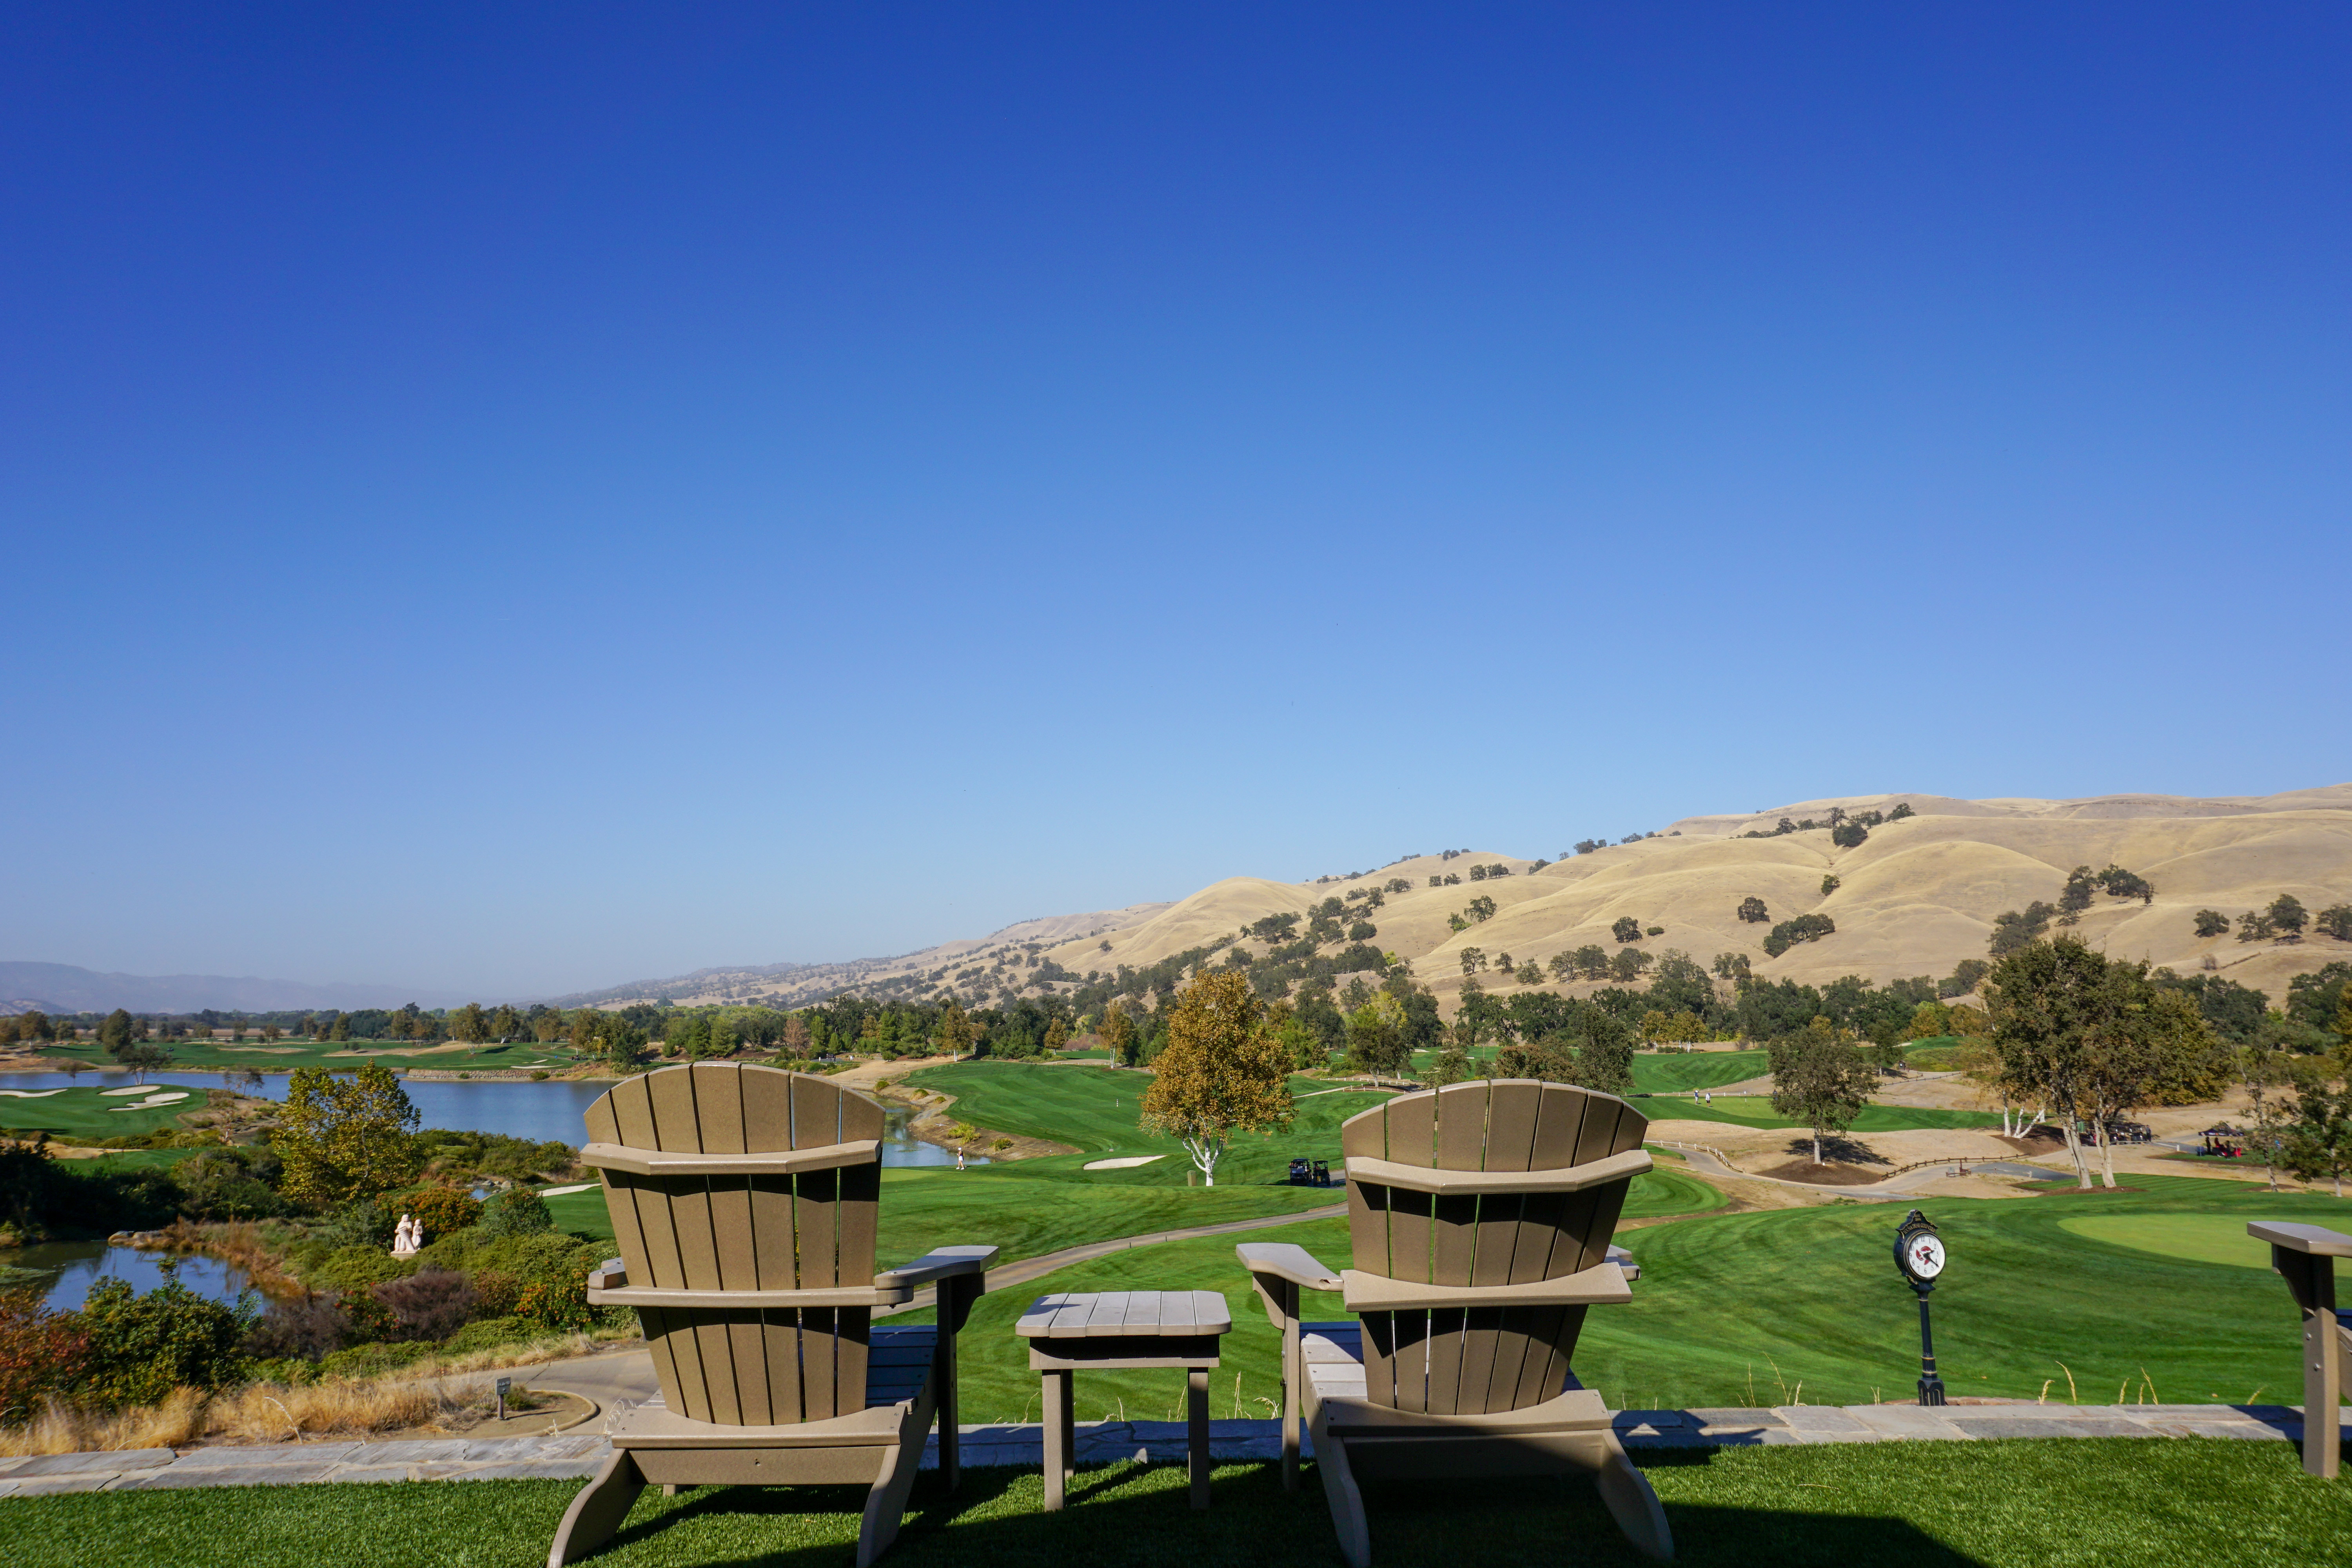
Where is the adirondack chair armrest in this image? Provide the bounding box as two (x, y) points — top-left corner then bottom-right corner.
(2249, 1221), (2352, 1257)
(875, 1245), (1000, 1291)
(1238, 1243), (1344, 1292)
(588, 1259), (626, 1291)
(1238, 1243), (1344, 1330)
(1343, 1146), (1651, 1196)
(579, 1140), (882, 1178)
(1341, 1258), (1633, 1313)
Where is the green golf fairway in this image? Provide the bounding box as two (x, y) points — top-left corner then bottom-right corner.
(900, 1063), (1392, 1172)
(2054, 1213), (2274, 1270)
(5, 1437), (2347, 1568)
(1630, 1051), (1769, 1093)
(892, 1172), (2340, 1417)
(0, 1083), (207, 1141)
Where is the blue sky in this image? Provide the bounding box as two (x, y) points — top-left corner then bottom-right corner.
(5, 4), (2348, 999)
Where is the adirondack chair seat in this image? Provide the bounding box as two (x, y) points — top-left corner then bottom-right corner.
(1239, 1080), (1674, 1567)
(1340, 1259), (1632, 1312)
(548, 1064), (999, 1568)
(586, 1245), (993, 1310)
(581, 1138), (882, 1176)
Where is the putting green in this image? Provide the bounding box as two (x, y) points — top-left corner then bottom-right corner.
(2055, 1213), (2274, 1270)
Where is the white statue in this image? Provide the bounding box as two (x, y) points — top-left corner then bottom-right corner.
(391, 1214), (420, 1256)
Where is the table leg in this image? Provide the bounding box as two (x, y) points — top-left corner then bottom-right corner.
(1187, 1368), (1209, 1510)
(1059, 1367), (1076, 1483)
(1042, 1371), (1068, 1510)
(2277, 1250), (2342, 1479)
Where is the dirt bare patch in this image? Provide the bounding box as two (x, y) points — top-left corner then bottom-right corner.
(1999, 1129), (2068, 1156)
(1755, 1159), (1892, 1187)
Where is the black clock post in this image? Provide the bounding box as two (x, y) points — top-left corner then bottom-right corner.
(1893, 1209), (1947, 1407)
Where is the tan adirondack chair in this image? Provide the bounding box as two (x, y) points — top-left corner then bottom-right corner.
(548, 1063), (998, 1568)
(1238, 1079), (1671, 1566)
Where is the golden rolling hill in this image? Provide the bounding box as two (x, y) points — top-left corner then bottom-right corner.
(592, 784), (2352, 1013)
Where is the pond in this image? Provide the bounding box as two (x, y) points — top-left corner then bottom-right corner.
(3, 1237), (256, 1313)
(4, 1070), (980, 1311)
(0, 1070), (979, 1165)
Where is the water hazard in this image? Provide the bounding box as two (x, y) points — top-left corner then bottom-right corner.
(2, 1068), (981, 1310)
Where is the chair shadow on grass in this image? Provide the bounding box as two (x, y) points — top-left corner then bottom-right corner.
(582, 1451), (1989, 1568)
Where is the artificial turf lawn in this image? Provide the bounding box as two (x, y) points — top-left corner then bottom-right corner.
(0, 1083), (208, 1141)
(5, 1439), (2347, 1568)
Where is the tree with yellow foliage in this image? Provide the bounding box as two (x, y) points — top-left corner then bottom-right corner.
(1140, 970), (1294, 1187)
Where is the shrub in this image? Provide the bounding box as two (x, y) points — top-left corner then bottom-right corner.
(514, 1272), (590, 1330)
(240, 1293), (356, 1362)
(309, 1244), (414, 1296)
(73, 1264), (256, 1407)
(0, 1289), (92, 1422)
(403, 1186), (484, 1241)
(480, 1189), (553, 1239)
(468, 1269), (522, 1319)
(442, 1315), (537, 1356)
(312, 1200), (396, 1251)
(369, 1268), (479, 1341)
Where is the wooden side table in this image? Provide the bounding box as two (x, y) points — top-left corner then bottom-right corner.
(2250, 1220), (2352, 1477)
(1014, 1289), (1234, 1511)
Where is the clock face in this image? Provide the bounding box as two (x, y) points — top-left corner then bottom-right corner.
(1905, 1234), (1946, 1279)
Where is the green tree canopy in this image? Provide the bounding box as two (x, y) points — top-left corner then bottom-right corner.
(1768, 1019), (1877, 1165)
(1138, 970), (1294, 1186)
(274, 1063), (422, 1207)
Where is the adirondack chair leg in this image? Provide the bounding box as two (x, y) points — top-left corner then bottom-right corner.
(1588, 1429), (1674, 1561)
(1279, 1282), (1301, 1493)
(547, 1446), (646, 1567)
(1308, 1411), (1373, 1568)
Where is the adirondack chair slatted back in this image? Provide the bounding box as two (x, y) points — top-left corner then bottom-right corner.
(583, 1063), (886, 1426)
(1339, 1079), (1646, 1416)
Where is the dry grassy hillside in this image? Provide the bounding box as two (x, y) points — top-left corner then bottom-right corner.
(1032, 784), (2352, 1012)
(588, 784), (2352, 1014)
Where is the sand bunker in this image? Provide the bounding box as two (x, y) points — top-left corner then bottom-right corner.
(1081, 1155), (1165, 1170)
(0, 1088), (66, 1098)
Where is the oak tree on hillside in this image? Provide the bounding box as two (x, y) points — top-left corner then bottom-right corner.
(2270, 892), (2309, 938)
(1139, 970), (1294, 1187)
(1737, 897), (1769, 924)
(1611, 916), (1642, 944)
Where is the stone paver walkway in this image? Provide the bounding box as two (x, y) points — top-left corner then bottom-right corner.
(0, 1403), (2332, 1497)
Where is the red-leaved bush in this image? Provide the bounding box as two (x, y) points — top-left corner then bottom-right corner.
(0, 1289), (91, 1424)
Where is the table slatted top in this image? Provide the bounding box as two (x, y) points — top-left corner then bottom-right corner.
(1015, 1290), (1233, 1340)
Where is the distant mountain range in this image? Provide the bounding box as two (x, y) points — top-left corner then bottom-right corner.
(0, 962), (465, 1016)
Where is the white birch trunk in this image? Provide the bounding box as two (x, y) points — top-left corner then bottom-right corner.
(1185, 1135), (1224, 1187)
